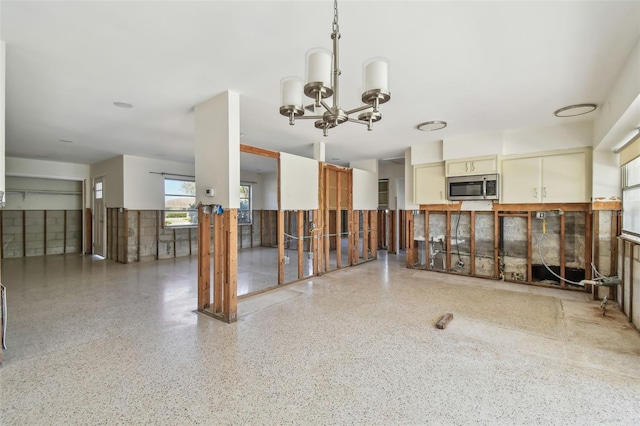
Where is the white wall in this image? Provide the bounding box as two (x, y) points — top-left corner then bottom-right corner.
(411, 140), (443, 165)
(443, 132), (503, 160)
(350, 159), (378, 174)
(262, 171), (278, 210)
(593, 36), (640, 148)
(4, 176), (83, 210)
(1, 41), (5, 206)
(91, 156), (124, 207)
(280, 152), (319, 210)
(404, 148), (420, 210)
(503, 121), (593, 155)
(122, 155), (195, 210)
(379, 161), (404, 210)
(241, 170), (264, 210)
(592, 150), (621, 201)
(194, 91), (240, 209)
(352, 168), (378, 210)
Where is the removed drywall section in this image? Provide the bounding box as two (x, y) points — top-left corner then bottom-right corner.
(501, 216), (528, 281)
(475, 212), (495, 277)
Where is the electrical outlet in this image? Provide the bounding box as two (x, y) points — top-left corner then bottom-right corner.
(535, 211), (546, 219)
(284, 256), (290, 265)
(456, 260), (464, 268)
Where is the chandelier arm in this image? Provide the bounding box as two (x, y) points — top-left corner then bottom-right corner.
(347, 118), (370, 126)
(296, 115), (325, 120)
(345, 104), (373, 116)
(320, 100), (333, 112)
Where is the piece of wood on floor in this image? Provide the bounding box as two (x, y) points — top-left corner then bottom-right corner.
(436, 313), (454, 329)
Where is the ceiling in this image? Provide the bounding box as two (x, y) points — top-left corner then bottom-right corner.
(2, 1), (639, 169)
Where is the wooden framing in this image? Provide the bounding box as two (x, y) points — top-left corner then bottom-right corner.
(214, 213), (224, 315)
(370, 211), (378, 259)
(352, 210), (360, 265)
(278, 210), (285, 284)
(470, 211), (476, 276)
(362, 210), (369, 261)
(406, 211), (415, 268)
(336, 172), (342, 268)
(445, 211), (451, 272)
(240, 144), (280, 159)
(493, 210), (499, 279)
(223, 209), (238, 322)
(585, 211), (592, 281)
(560, 212), (566, 288)
(527, 212), (533, 282)
(197, 205), (211, 311)
(389, 210), (396, 254)
(313, 209), (320, 275)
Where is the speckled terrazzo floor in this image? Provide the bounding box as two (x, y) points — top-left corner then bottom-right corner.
(2, 252), (640, 425)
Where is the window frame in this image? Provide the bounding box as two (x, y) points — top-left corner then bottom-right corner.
(622, 156), (640, 239)
(164, 177), (197, 228)
(239, 183), (252, 225)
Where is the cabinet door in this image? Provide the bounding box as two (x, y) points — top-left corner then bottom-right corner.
(470, 157), (497, 174)
(541, 152), (587, 203)
(414, 163), (447, 204)
(501, 157), (541, 203)
(446, 160), (471, 176)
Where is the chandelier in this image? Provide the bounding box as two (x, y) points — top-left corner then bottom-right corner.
(279, 0), (390, 137)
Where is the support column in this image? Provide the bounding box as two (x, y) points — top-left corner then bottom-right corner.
(195, 91), (240, 323)
(313, 142), (326, 162)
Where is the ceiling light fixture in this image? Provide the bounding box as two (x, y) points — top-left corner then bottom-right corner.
(113, 101), (133, 109)
(417, 121), (447, 131)
(553, 103), (596, 117)
(279, 0), (390, 136)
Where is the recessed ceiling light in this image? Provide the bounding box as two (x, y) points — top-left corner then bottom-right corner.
(417, 121), (447, 131)
(331, 157), (340, 161)
(113, 101), (133, 108)
(59, 139), (73, 143)
(553, 103), (596, 117)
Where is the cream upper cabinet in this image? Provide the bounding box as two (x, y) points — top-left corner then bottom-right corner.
(413, 162), (447, 204)
(501, 149), (590, 204)
(445, 155), (497, 177)
(541, 151), (588, 203)
(501, 157), (542, 203)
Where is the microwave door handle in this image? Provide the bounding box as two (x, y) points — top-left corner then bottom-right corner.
(482, 179), (487, 199)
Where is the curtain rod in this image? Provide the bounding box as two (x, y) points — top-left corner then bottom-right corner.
(150, 172), (195, 178)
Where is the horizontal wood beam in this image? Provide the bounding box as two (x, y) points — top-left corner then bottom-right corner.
(592, 201), (622, 211)
(240, 144), (280, 159)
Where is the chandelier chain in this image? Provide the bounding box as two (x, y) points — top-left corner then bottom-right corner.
(332, 0), (339, 33)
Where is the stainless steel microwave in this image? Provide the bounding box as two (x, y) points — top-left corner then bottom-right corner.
(447, 174), (499, 201)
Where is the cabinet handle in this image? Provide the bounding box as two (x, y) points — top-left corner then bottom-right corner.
(471, 162), (475, 172)
(533, 188), (538, 198)
(465, 163), (469, 172)
(543, 187), (547, 198)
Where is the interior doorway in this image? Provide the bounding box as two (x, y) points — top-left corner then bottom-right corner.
(93, 177), (105, 257)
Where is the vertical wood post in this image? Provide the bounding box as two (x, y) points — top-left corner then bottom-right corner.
(470, 211), (476, 276)
(370, 210), (378, 259)
(362, 211), (369, 261)
(223, 209), (238, 323)
(560, 212), (566, 288)
(406, 211), (414, 267)
(527, 212), (532, 282)
(389, 210), (396, 254)
(611, 211), (619, 275)
(425, 211), (430, 268)
(278, 210), (285, 284)
(585, 211), (592, 281)
(44, 210), (47, 256)
(123, 209), (129, 264)
(63, 210), (67, 254)
(445, 210), (451, 272)
(313, 209), (320, 275)
(298, 210), (304, 279)
(138, 211), (141, 261)
(213, 213), (224, 315)
(197, 205), (211, 311)
(0, 210), (3, 259)
(494, 210), (500, 279)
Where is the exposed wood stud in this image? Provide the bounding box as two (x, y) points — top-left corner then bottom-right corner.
(197, 205), (211, 311)
(240, 144), (280, 159)
(123, 209), (129, 264)
(324, 168), (330, 270)
(63, 210), (67, 254)
(44, 210), (47, 256)
(621, 241), (626, 313)
(138, 211), (141, 262)
(278, 210), (285, 285)
(389, 210), (396, 254)
(425, 210), (430, 268)
(336, 171), (342, 268)
(0, 210), (3, 259)
(611, 211), (619, 276)
(470, 211), (476, 276)
(370, 210), (378, 259)
(593, 210), (600, 275)
(585, 211), (592, 281)
(223, 209), (238, 323)
(493, 210), (499, 279)
(527, 211), (532, 282)
(629, 244), (634, 322)
(298, 210), (304, 279)
(560, 212), (565, 288)
(214, 213), (224, 315)
(313, 209), (319, 275)
(363, 210), (369, 261)
(445, 210), (451, 272)
(188, 227), (192, 256)
(156, 210), (160, 260)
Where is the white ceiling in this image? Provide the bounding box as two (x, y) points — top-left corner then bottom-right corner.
(2, 1), (639, 168)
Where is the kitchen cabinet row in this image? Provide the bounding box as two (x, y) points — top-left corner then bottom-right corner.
(413, 148), (591, 205)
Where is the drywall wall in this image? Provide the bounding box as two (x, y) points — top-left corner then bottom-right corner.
(503, 121), (592, 155)
(91, 156), (124, 207)
(5, 176), (83, 210)
(241, 171), (264, 210)
(352, 168), (378, 210)
(592, 150), (621, 200)
(280, 152), (319, 210)
(411, 141), (443, 165)
(122, 155), (195, 210)
(194, 91), (240, 208)
(1, 41), (5, 206)
(262, 172), (278, 210)
(404, 148), (419, 210)
(594, 37), (640, 148)
(379, 161), (404, 210)
(350, 159), (378, 174)
(443, 132), (503, 160)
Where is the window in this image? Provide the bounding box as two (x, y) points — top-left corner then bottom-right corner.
(622, 156), (640, 238)
(95, 181), (103, 199)
(164, 178), (196, 227)
(239, 184), (252, 225)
